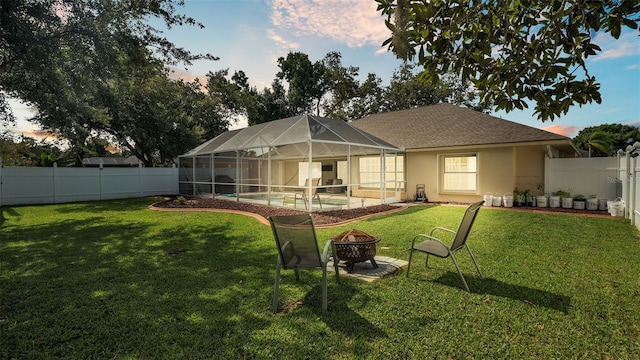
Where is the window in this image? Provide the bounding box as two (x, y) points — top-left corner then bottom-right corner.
(358, 155), (404, 188)
(442, 154), (477, 192)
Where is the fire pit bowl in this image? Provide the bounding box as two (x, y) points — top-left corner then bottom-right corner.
(331, 229), (380, 273)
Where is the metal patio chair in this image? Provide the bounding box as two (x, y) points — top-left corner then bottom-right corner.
(294, 178), (322, 209)
(406, 201), (485, 291)
(268, 214), (339, 312)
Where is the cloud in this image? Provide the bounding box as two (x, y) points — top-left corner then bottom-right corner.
(19, 129), (59, 141)
(267, 28), (299, 50)
(592, 32), (640, 62)
(626, 64), (639, 70)
(542, 124), (580, 137)
(270, 0), (390, 48)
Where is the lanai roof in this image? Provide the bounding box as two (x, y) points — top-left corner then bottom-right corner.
(183, 114), (401, 156)
(351, 103), (574, 150)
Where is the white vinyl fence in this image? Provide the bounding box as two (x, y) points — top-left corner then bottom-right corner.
(0, 162), (178, 206)
(544, 150), (640, 231)
(544, 157), (620, 202)
(617, 147), (640, 230)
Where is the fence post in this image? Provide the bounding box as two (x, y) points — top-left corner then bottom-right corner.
(630, 156), (636, 225)
(99, 163), (104, 200)
(172, 164), (178, 195)
(138, 163), (143, 197)
(53, 162), (58, 204)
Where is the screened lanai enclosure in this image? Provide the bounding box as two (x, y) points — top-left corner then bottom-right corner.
(178, 114), (405, 211)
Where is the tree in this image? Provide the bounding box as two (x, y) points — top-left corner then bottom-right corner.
(249, 80), (294, 126)
(0, 132), (62, 166)
(347, 73), (386, 120)
(107, 71), (223, 167)
(376, 0), (640, 121)
(586, 131), (614, 157)
(276, 52), (329, 115)
(205, 69), (256, 131)
(1, 0), (218, 165)
(572, 124), (640, 156)
(320, 52), (361, 120)
(385, 63), (440, 111)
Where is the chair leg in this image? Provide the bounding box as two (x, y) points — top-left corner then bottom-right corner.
(333, 257), (340, 283)
(273, 258), (283, 313)
(465, 244), (484, 278)
(449, 252), (470, 292)
(406, 249), (414, 277)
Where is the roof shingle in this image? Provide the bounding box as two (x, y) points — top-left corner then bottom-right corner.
(351, 103), (569, 149)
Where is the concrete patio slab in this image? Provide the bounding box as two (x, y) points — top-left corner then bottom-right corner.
(327, 256), (408, 282)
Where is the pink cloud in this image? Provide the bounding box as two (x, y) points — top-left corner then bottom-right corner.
(270, 0), (389, 48)
(22, 129), (57, 140)
(542, 124), (580, 137)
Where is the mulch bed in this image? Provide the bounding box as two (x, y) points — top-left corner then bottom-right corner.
(152, 196), (614, 226)
(152, 196), (400, 226)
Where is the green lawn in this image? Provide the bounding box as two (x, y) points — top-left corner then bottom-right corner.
(1, 198), (639, 359)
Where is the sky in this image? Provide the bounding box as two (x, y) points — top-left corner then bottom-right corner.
(5, 0), (640, 140)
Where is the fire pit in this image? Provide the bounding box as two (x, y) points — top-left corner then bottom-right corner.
(331, 229), (380, 273)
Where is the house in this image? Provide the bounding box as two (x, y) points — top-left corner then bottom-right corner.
(351, 103), (580, 204)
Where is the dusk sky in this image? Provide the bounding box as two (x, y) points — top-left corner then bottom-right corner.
(6, 0), (640, 139)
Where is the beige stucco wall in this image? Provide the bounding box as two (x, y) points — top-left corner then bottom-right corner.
(514, 145), (547, 196)
(405, 145), (548, 203)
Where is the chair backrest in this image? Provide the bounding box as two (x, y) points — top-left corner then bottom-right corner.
(301, 178), (321, 196)
(268, 214), (323, 269)
(450, 201), (484, 251)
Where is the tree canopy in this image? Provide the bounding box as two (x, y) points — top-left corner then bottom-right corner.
(376, 0), (640, 121)
(572, 124), (640, 156)
(1, 0), (222, 166)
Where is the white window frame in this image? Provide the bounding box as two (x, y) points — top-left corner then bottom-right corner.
(358, 155), (404, 189)
(438, 153), (479, 194)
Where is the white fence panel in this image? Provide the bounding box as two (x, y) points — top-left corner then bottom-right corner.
(1, 167), (55, 205)
(545, 157), (619, 200)
(0, 163), (178, 206)
(140, 167), (179, 196)
(101, 167), (143, 200)
(55, 167), (102, 203)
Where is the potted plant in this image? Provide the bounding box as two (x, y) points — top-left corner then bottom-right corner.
(524, 189), (535, 207)
(573, 194), (586, 210)
(587, 195), (599, 211)
(513, 188), (522, 207)
(558, 189), (573, 209)
(550, 190), (562, 208)
(536, 183), (547, 208)
(514, 188), (527, 207)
